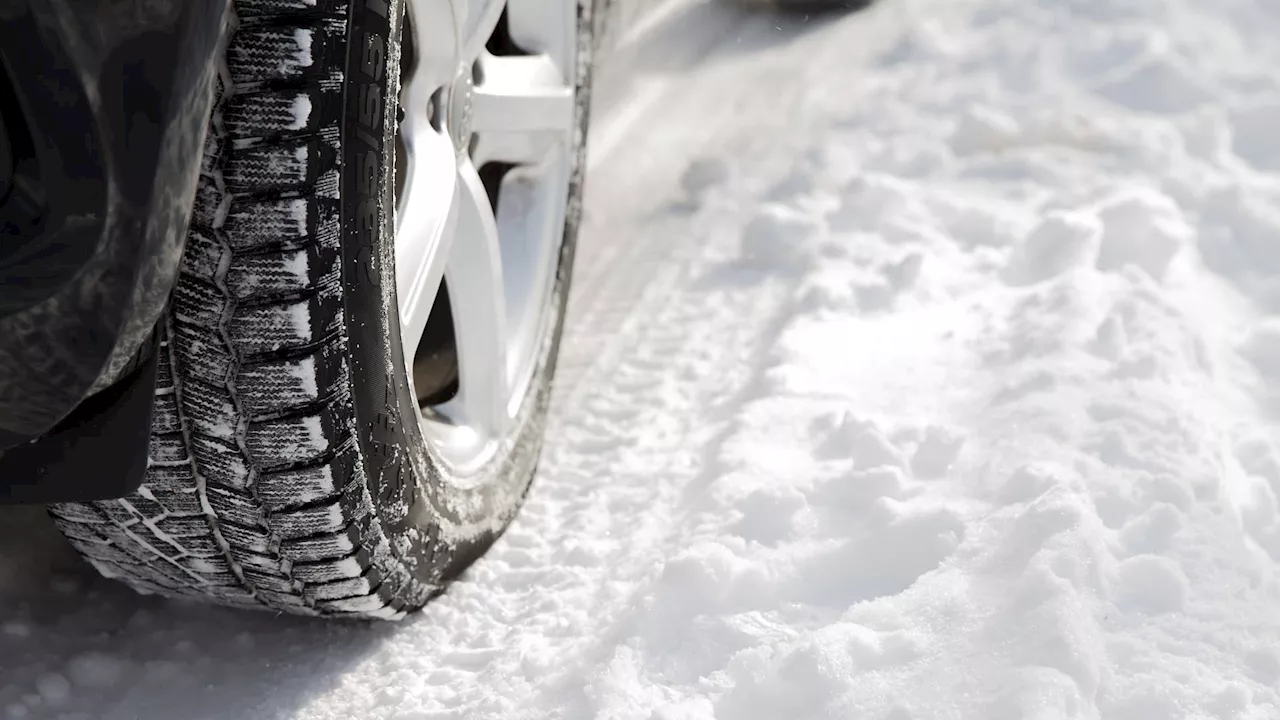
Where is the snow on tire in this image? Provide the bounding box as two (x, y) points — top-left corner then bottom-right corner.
(48, 0), (593, 620)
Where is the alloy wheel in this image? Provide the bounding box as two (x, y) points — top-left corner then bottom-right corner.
(394, 0), (579, 477)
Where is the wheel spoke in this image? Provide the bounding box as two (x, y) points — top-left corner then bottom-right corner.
(460, 0), (507, 63)
(396, 124), (459, 372)
(504, 0), (576, 72)
(406, 0), (506, 72)
(404, 0), (462, 89)
(473, 55), (575, 133)
(443, 160), (509, 436)
(469, 54), (575, 165)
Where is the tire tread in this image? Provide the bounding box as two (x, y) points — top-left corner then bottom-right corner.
(49, 0), (411, 619)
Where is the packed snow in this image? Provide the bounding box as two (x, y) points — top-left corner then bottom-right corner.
(5, 0), (1280, 717)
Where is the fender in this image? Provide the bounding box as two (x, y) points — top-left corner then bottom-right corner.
(0, 0), (228, 501)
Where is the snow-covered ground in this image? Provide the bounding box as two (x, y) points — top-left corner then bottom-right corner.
(6, 0), (1280, 717)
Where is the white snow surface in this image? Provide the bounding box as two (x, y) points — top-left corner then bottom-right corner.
(6, 0), (1280, 718)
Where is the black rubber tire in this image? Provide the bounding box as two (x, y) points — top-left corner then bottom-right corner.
(48, 0), (595, 620)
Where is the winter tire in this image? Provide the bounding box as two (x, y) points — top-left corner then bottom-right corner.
(49, 0), (595, 620)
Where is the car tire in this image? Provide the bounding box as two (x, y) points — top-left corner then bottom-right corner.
(49, 0), (595, 620)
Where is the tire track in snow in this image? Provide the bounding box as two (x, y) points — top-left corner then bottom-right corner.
(553, 0), (760, 397)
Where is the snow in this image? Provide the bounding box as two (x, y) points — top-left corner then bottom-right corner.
(293, 28), (315, 69)
(5, 0), (1280, 718)
(291, 94), (313, 130)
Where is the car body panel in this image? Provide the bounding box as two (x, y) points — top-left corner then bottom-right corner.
(0, 0), (227, 499)
(0, 332), (160, 504)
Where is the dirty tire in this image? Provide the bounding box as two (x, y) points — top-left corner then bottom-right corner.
(49, 0), (594, 620)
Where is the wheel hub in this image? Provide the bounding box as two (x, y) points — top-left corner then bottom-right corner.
(447, 66), (475, 156)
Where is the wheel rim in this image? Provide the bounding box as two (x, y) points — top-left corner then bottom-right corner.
(395, 0), (578, 477)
